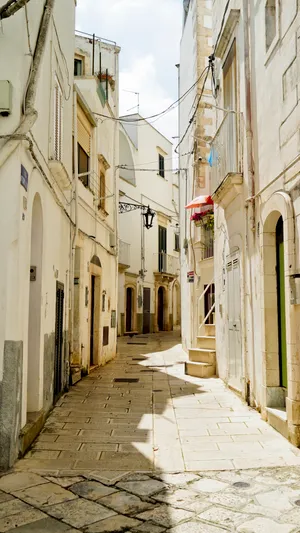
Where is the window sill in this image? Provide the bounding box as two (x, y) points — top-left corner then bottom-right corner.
(98, 207), (109, 217)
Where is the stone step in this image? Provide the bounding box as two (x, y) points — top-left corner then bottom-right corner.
(196, 335), (216, 350)
(266, 407), (288, 439)
(204, 324), (215, 336)
(185, 361), (216, 378)
(189, 348), (216, 364)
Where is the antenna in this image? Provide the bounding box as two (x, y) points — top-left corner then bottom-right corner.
(123, 89), (140, 114)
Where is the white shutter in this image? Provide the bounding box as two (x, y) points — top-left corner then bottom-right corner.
(53, 78), (63, 161)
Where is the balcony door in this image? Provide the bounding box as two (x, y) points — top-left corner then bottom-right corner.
(223, 41), (238, 172)
(158, 225), (167, 272)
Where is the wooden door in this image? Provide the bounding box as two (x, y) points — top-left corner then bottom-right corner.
(143, 288), (151, 334)
(276, 217), (287, 388)
(54, 282), (64, 402)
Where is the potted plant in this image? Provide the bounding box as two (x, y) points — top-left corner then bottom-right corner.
(97, 71), (115, 91)
(190, 209), (214, 228)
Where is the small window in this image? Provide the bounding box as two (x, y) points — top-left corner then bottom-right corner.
(99, 172), (106, 211)
(158, 154), (165, 178)
(265, 0), (276, 51)
(174, 233), (180, 252)
(74, 58), (83, 76)
(78, 144), (89, 187)
(53, 78), (63, 161)
(103, 326), (109, 346)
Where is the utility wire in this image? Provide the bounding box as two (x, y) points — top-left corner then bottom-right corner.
(93, 65), (210, 125)
(174, 65), (211, 154)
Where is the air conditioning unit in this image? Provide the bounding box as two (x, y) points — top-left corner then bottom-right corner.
(109, 232), (116, 248)
(0, 81), (12, 116)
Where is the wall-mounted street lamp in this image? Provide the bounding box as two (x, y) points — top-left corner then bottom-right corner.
(118, 202), (155, 230)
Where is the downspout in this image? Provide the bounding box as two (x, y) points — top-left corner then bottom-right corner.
(0, 0), (55, 168)
(70, 88), (78, 364)
(243, 0), (256, 404)
(113, 46), (119, 352)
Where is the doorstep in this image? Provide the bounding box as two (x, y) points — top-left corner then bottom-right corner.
(266, 407), (288, 439)
(19, 410), (46, 456)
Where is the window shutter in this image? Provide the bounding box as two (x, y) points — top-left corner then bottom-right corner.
(77, 105), (91, 156)
(54, 80), (63, 161)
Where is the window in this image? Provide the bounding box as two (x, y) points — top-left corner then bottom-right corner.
(53, 78), (63, 161)
(78, 144), (89, 187)
(265, 0), (276, 51)
(99, 172), (106, 211)
(77, 103), (92, 188)
(174, 233), (180, 252)
(158, 225), (167, 272)
(98, 155), (110, 213)
(74, 58), (83, 76)
(158, 154), (165, 178)
(223, 42), (238, 171)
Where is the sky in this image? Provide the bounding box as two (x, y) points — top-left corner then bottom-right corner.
(76, 0), (183, 143)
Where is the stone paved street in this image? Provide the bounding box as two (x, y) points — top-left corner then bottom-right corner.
(1, 332), (300, 531)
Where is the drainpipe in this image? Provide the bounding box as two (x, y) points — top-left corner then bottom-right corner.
(0, 0), (56, 168)
(243, 0), (256, 403)
(113, 45), (119, 350)
(70, 88), (78, 364)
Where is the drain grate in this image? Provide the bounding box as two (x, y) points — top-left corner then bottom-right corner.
(132, 358), (145, 361)
(127, 342), (148, 345)
(114, 378), (139, 383)
(295, 500), (300, 507)
(140, 369), (154, 373)
(153, 390), (163, 392)
(232, 482), (250, 489)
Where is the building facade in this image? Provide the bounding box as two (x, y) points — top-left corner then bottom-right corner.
(211, 1), (300, 444)
(0, 0), (75, 469)
(72, 32), (120, 382)
(118, 116), (180, 337)
(179, 0), (215, 376)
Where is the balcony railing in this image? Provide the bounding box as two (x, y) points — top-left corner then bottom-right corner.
(155, 253), (180, 276)
(118, 240), (130, 268)
(202, 226), (214, 260)
(210, 111), (243, 194)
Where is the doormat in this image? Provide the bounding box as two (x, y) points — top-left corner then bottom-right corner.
(114, 378), (140, 383)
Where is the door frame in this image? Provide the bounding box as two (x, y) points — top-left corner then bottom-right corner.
(226, 250), (242, 391)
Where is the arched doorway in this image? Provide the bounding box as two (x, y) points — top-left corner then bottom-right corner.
(126, 287), (134, 332)
(158, 286), (164, 331)
(276, 216), (287, 388)
(27, 194), (43, 416)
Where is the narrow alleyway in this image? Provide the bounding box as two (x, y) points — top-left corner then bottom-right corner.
(1, 332), (300, 532)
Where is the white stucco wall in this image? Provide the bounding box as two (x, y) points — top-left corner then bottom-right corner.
(117, 116), (180, 335)
(0, 0), (75, 467)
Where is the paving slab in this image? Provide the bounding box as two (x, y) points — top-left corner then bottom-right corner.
(0, 473), (46, 493)
(45, 499), (116, 528)
(13, 482), (78, 509)
(84, 514), (142, 532)
(116, 479), (166, 497)
(69, 481), (118, 500)
(0, 507), (46, 532)
(136, 505), (194, 528)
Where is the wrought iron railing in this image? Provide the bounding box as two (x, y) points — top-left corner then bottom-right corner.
(202, 226), (214, 260)
(210, 111), (243, 194)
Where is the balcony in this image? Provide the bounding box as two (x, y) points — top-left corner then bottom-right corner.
(118, 240), (130, 270)
(154, 253), (180, 277)
(210, 111), (243, 208)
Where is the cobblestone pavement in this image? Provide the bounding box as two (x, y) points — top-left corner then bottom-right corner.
(1, 332), (300, 531)
(1, 468), (300, 531)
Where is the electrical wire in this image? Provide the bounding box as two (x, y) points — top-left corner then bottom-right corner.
(118, 166), (187, 172)
(174, 65), (211, 154)
(93, 65), (210, 125)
